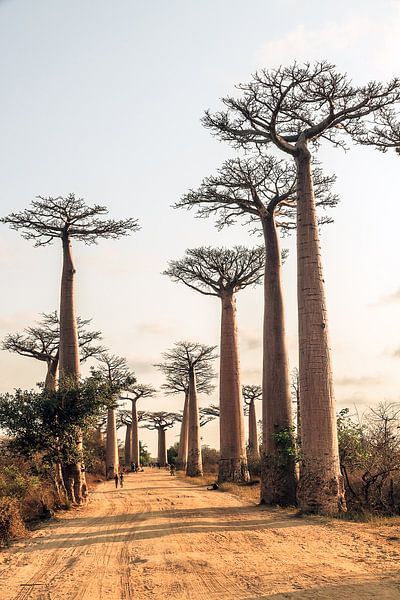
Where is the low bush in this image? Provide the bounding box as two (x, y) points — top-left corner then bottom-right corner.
(0, 497), (26, 548)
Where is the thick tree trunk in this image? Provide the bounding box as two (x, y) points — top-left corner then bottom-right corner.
(59, 234), (86, 502)
(45, 352), (59, 391)
(186, 368), (203, 477)
(124, 423), (132, 466)
(44, 351), (68, 502)
(261, 215), (297, 505)
(106, 407), (119, 479)
(176, 390), (189, 471)
(131, 400), (140, 466)
(218, 292), (249, 483)
(295, 141), (346, 515)
(158, 428), (167, 467)
(248, 400), (260, 459)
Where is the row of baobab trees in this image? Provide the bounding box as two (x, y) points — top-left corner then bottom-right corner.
(2, 60), (400, 514)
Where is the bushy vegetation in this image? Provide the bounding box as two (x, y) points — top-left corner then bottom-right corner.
(337, 403), (400, 516)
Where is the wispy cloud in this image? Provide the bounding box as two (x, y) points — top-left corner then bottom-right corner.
(256, 11), (400, 76)
(374, 288), (400, 306)
(335, 375), (382, 386)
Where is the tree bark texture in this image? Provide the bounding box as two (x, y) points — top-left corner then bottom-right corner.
(248, 400), (260, 459)
(218, 292), (249, 483)
(131, 399), (140, 466)
(124, 423), (132, 466)
(158, 428), (167, 467)
(261, 215), (297, 505)
(106, 407), (119, 479)
(295, 142), (346, 515)
(176, 390), (189, 471)
(186, 368), (203, 477)
(59, 234), (86, 502)
(44, 352), (59, 392)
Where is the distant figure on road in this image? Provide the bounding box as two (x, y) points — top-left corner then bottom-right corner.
(170, 464), (176, 476)
(114, 473), (119, 488)
(119, 472), (124, 488)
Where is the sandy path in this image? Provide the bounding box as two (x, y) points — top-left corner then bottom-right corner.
(0, 470), (399, 599)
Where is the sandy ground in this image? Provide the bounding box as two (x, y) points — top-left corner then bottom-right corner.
(0, 470), (400, 599)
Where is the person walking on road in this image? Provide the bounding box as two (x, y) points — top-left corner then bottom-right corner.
(114, 473), (119, 488)
(119, 472), (124, 488)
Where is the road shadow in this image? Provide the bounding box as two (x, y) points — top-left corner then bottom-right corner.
(245, 577), (400, 599)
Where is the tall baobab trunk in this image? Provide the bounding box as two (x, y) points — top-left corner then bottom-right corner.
(295, 141), (345, 515)
(176, 390), (189, 471)
(248, 400), (259, 459)
(106, 407), (119, 479)
(59, 233), (86, 503)
(44, 354), (68, 505)
(186, 368), (203, 477)
(261, 215), (297, 505)
(218, 291), (249, 483)
(131, 400), (140, 467)
(124, 423), (132, 466)
(158, 428), (167, 467)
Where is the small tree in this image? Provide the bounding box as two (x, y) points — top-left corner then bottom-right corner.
(0, 376), (114, 503)
(92, 353), (135, 479)
(164, 247), (264, 483)
(156, 341), (216, 475)
(120, 383), (157, 467)
(203, 62), (400, 513)
(177, 156), (335, 505)
(242, 385), (262, 460)
(157, 359), (214, 471)
(2, 311), (104, 391)
(141, 412), (179, 467)
(1, 194), (138, 503)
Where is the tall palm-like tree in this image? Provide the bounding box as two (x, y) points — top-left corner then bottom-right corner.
(2, 194), (138, 502)
(177, 156), (336, 505)
(156, 342), (217, 477)
(164, 246), (263, 483)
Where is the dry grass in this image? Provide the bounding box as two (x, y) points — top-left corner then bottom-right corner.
(176, 471), (261, 505)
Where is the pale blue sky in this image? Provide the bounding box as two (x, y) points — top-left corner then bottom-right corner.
(1, 0), (400, 455)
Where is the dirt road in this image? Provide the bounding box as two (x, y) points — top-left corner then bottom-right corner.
(0, 470), (400, 599)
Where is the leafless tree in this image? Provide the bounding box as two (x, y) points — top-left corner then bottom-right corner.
(141, 412), (180, 466)
(117, 408), (146, 467)
(242, 385), (262, 460)
(92, 353), (135, 479)
(176, 157), (335, 505)
(120, 383), (157, 466)
(1, 194), (138, 502)
(2, 311), (104, 391)
(164, 246), (263, 484)
(202, 62), (400, 513)
(155, 341), (217, 476)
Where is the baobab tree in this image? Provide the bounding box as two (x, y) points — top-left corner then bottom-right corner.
(117, 409), (146, 467)
(1, 194), (138, 502)
(120, 383), (157, 466)
(92, 353), (135, 479)
(164, 247), (264, 482)
(177, 157), (336, 505)
(202, 62), (400, 513)
(141, 412), (179, 467)
(2, 311), (104, 391)
(156, 342), (216, 473)
(242, 385), (262, 460)
(156, 342), (217, 476)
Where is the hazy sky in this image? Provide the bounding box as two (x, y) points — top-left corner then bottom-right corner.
(1, 0), (400, 456)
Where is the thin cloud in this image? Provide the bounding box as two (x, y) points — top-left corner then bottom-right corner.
(375, 288), (400, 305)
(335, 375), (382, 386)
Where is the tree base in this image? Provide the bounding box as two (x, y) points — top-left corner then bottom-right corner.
(260, 453), (297, 506)
(297, 458), (346, 515)
(218, 458), (250, 484)
(175, 460), (187, 471)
